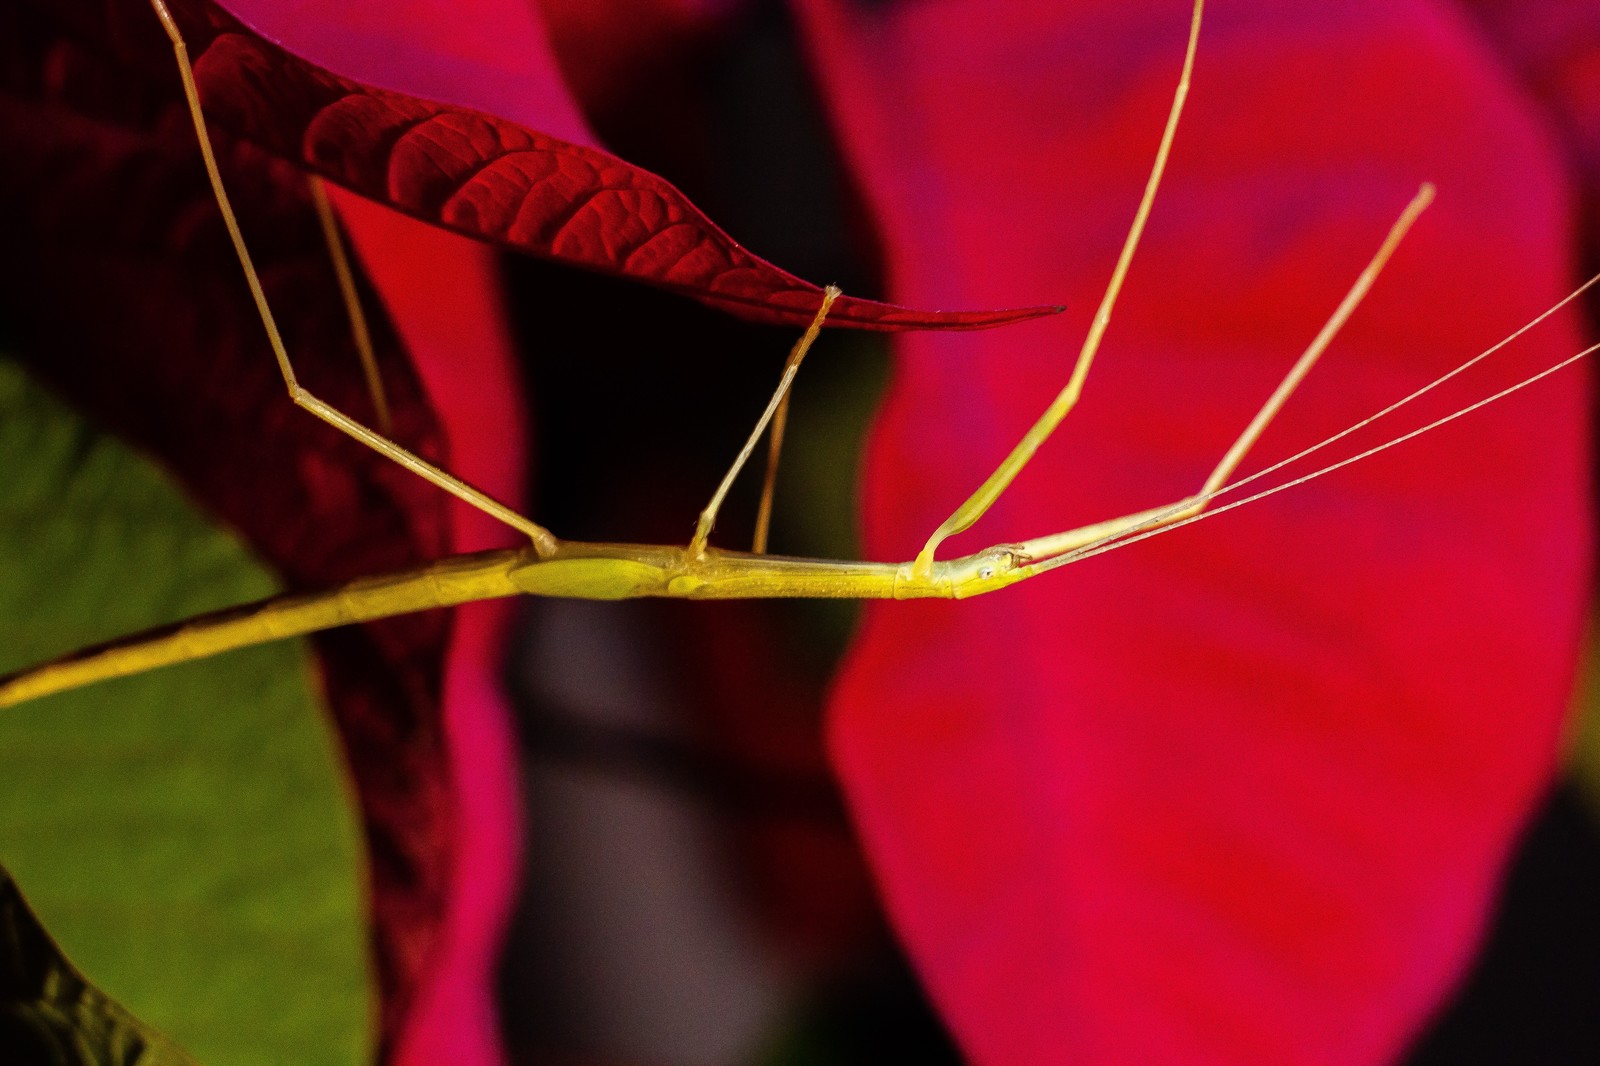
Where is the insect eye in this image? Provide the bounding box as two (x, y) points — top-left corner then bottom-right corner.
(978, 566), (995, 580)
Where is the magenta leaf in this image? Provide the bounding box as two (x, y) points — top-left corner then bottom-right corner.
(218, 0), (596, 148)
(795, 0), (1590, 1062)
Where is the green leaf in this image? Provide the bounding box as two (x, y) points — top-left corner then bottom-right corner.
(0, 861), (196, 1065)
(0, 356), (374, 1064)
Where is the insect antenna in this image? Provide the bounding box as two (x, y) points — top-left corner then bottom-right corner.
(1034, 287), (1600, 573)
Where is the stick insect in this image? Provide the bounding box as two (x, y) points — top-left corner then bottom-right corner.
(0, 0), (1593, 712)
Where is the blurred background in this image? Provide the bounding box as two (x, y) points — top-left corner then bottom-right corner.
(491, 2), (1600, 1063)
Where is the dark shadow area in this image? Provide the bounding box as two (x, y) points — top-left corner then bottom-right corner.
(1406, 781), (1600, 1065)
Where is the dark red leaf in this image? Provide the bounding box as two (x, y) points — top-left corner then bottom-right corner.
(220, 0), (595, 148)
(183, 2), (565, 1059)
(0, 4), (459, 1056)
(30, 0), (1058, 332)
(795, 0), (1590, 1062)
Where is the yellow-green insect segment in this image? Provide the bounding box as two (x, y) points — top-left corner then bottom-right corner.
(0, 0), (1443, 709)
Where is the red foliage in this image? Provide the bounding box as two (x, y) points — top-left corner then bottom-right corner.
(327, 193), (530, 1066)
(35, 0), (1058, 332)
(794, 0), (1591, 1061)
(6, 0), (1598, 1063)
(0, 2), (456, 1054)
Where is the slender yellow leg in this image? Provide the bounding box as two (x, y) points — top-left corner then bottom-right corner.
(149, 0), (557, 557)
(307, 175), (392, 434)
(911, 0), (1203, 580)
(1015, 183), (1434, 569)
(689, 287), (840, 558)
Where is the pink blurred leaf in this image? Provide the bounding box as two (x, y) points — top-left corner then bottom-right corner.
(794, 0), (1590, 1062)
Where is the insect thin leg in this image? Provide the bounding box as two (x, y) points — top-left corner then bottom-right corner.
(690, 287), (839, 558)
(307, 175), (392, 434)
(910, 0), (1204, 580)
(1012, 184), (1434, 569)
(147, 0), (557, 556)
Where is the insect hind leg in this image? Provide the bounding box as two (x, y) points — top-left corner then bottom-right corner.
(148, 0), (557, 556)
(307, 175), (392, 435)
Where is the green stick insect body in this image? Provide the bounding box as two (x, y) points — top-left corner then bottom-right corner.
(6, 0), (1572, 711)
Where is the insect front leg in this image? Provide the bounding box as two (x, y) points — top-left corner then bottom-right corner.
(908, 0), (1204, 582)
(1009, 185), (1435, 578)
